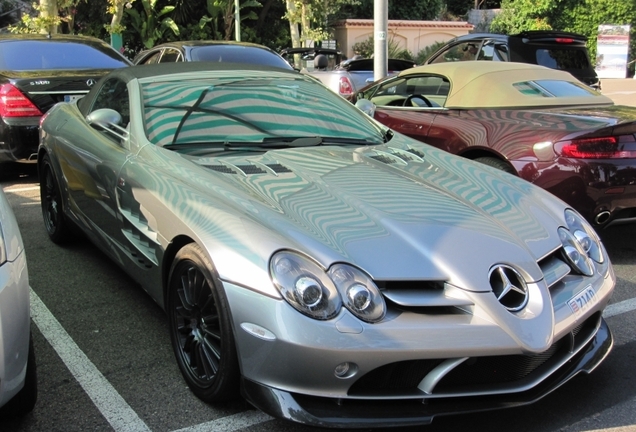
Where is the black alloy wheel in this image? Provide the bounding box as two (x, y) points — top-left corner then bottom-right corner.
(40, 154), (70, 244)
(167, 243), (240, 402)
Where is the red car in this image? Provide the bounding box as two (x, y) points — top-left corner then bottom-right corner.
(353, 61), (636, 228)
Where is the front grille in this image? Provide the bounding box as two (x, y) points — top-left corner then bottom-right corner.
(435, 341), (565, 390)
(347, 313), (601, 397)
(348, 360), (443, 395)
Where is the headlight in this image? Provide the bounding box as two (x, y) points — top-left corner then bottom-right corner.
(564, 209), (604, 263)
(558, 227), (594, 276)
(270, 251), (386, 323)
(329, 264), (386, 323)
(270, 251), (341, 320)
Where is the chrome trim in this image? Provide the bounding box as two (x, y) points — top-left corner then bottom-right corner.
(417, 357), (468, 394)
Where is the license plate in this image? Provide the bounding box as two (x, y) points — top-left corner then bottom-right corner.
(64, 95), (83, 102)
(568, 286), (597, 319)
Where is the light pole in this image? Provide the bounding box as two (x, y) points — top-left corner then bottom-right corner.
(235, 0), (241, 41)
(374, 0), (388, 81)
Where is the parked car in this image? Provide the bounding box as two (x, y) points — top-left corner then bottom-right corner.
(0, 187), (37, 417)
(39, 61), (615, 428)
(0, 34), (131, 177)
(279, 46), (344, 71)
(280, 47), (415, 97)
(133, 40), (294, 71)
(425, 30), (601, 90)
(352, 61), (636, 228)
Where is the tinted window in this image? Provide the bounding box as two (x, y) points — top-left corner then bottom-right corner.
(140, 51), (161, 64)
(0, 40), (129, 70)
(159, 49), (182, 63)
(513, 80), (597, 97)
(430, 42), (480, 63)
(478, 41), (508, 62)
(190, 46), (293, 70)
(535, 48), (590, 71)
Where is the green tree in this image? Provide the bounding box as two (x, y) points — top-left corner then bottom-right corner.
(125, 0), (179, 48)
(334, 0), (443, 21)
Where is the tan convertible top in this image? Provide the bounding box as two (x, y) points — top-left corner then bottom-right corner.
(399, 62), (613, 109)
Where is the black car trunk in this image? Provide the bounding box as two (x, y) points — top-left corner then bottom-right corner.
(5, 69), (112, 113)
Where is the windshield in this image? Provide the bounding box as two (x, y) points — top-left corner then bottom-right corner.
(141, 73), (386, 148)
(0, 40), (130, 70)
(190, 46), (293, 70)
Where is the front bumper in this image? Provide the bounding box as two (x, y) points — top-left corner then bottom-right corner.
(241, 317), (613, 428)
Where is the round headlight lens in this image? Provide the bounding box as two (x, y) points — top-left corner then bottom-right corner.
(329, 264), (385, 323)
(564, 209), (603, 263)
(270, 252), (341, 320)
(295, 276), (323, 307)
(558, 227), (594, 276)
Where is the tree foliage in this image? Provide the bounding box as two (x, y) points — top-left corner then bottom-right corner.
(333, 0), (443, 21)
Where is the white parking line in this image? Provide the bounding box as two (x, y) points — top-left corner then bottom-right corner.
(30, 288), (152, 432)
(171, 411), (273, 432)
(603, 297), (636, 318)
(2, 185), (40, 193)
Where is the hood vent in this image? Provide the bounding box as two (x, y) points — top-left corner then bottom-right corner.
(370, 154), (397, 164)
(235, 164), (267, 174)
(407, 148), (425, 158)
(204, 163), (293, 175)
(267, 163), (292, 173)
(206, 165), (237, 174)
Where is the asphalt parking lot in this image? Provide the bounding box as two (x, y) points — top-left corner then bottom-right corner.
(1, 77), (635, 432)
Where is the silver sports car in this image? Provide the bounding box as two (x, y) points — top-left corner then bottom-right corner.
(38, 62), (615, 428)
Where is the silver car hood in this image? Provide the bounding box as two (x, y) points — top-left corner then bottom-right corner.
(176, 137), (567, 292)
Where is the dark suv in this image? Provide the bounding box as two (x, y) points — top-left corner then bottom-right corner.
(425, 31), (600, 90)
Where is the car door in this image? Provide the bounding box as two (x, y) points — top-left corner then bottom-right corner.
(364, 74), (446, 142)
(55, 77), (132, 255)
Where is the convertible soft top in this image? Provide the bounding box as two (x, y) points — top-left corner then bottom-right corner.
(399, 62), (613, 109)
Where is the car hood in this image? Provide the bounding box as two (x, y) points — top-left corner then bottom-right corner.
(175, 137), (565, 292)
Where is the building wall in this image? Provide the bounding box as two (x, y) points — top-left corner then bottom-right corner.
(332, 19), (474, 59)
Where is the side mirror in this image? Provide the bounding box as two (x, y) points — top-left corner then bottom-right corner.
(86, 108), (128, 141)
(355, 99), (376, 117)
(86, 108), (122, 127)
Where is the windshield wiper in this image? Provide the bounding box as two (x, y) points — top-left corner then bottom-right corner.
(163, 136), (382, 154)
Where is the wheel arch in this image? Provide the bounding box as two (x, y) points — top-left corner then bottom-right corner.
(161, 234), (196, 309)
(458, 148), (517, 174)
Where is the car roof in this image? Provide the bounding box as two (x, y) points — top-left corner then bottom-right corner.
(146, 40), (279, 50)
(448, 30), (588, 43)
(103, 61), (302, 82)
(399, 62), (613, 109)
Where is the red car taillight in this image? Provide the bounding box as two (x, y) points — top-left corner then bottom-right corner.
(339, 76), (354, 97)
(556, 136), (636, 159)
(555, 38), (575, 43)
(0, 83), (43, 117)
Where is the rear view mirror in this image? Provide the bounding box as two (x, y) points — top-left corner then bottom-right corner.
(355, 99), (376, 117)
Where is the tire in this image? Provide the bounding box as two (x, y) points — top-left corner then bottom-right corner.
(474, 156), (517, 175)
(167, 243), (240, 402)
(40, 154), (71, 244)
(0, 333), (37, 418)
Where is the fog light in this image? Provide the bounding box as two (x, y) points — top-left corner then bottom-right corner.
(334, 362), (358, 379)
